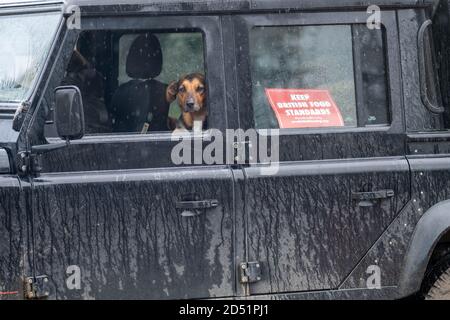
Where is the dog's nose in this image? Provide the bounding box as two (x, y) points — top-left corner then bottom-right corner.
(185, 98), (195, 111)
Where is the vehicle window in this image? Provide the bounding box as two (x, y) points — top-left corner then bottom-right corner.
(58, 30), (205, 135)
(118, 33), (204, 86)
(0, 12), (61, 103)
(422, 25), (445, 124)
(118, 32), (205, 125)
(249, 24), (389, 130)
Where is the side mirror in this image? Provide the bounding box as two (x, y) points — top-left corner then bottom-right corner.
(54, 85), (85, 140)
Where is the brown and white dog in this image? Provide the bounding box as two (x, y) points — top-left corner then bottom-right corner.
(166, 73), (207, 132)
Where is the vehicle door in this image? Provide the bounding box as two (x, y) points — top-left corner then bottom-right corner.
(230, 11), (411, 295)
(28, 14), (235, 299)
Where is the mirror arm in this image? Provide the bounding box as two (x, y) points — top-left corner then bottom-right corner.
(31, 139), (70, 155)
(17, 139), (70, 176)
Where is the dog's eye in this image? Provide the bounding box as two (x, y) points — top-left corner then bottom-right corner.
(197, 86), (205, 93)
(179, 86), (185, 92)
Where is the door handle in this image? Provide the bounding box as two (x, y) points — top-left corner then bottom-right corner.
(176, 199), (219, 209)
(176, 199), (219, 217)
(351, 189), (394, 207)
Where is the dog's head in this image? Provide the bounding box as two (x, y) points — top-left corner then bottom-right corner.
(166, 73), (206, 113)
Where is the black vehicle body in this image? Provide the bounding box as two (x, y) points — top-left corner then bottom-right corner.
(1, 0), (450, 300)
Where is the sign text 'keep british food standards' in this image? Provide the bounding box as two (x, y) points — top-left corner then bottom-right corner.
(265, 88), (345, 129)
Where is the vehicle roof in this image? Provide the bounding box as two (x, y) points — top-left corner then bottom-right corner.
(0, 0), (439, 14)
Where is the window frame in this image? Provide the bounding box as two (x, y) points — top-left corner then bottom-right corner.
(233, 11), (403, 136)
(45, 14), (226, 143)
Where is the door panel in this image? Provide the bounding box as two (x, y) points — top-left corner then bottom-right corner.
(244, 158), (409, 293)
(32, 167), (234, 299)
(28, 13), (234, 299)
(228, 11), (409, 295)
(0, 176), (28, 299)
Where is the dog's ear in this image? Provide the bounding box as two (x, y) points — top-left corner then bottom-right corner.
(166, 81), (179, 104)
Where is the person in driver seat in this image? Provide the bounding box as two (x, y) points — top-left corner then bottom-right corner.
(62, 49), (112, 134)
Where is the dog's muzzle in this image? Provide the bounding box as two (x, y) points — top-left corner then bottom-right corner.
(184, 97), (199, 112)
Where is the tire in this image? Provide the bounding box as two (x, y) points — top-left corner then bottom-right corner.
(422, 253), (450, 300)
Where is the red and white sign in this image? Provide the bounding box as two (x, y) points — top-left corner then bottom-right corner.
(265, 88), (345, 129)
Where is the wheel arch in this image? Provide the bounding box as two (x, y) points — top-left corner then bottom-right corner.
(398, 200), (450, 297)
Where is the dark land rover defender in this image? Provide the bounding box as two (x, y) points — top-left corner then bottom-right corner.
(2, 0), (450, 300)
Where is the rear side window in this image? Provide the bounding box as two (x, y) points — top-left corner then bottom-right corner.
(249, 24), (389, 130)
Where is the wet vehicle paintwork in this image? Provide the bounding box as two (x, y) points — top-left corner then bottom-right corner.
(243, 159), (410, 293)
(32, 167), (235, 299)
(0, 175), (30, 299)
(0, 0), (450, 300)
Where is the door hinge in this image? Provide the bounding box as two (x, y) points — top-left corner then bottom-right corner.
(239, 261), (262, 284)
(24, 275), (50, 300)
(17, 151), (42, 176)
(233, 141), (253, 164)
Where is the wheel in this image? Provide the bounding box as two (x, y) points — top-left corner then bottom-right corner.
(422, 253), (450, 300)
